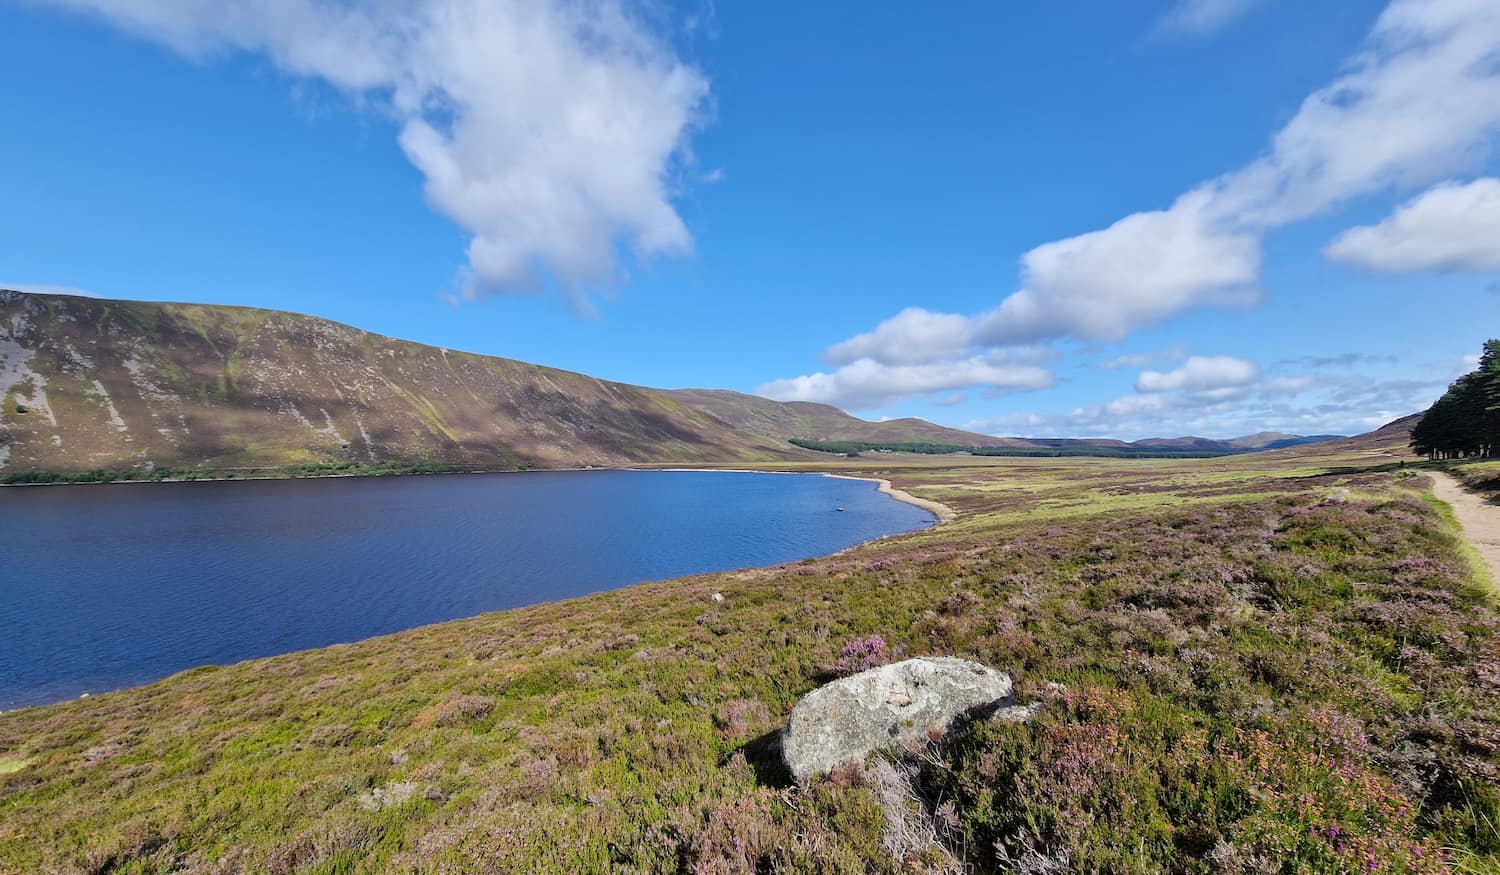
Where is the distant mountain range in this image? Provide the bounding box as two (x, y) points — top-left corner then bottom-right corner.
(667, 389), (1343, 455)
(0, 290), (1345, 475)
(1017, 432), (1347, 454)
(663, 389), (1027, 449)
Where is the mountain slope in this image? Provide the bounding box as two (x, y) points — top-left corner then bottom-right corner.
(1271, 413), (1421, 459)
(664, 392), (1347, 456)
(0, 289), (1362, 474)
(1025, 434), (1346, 454)
(0, 290), (811, 473)
(665, 388), (1031, 448)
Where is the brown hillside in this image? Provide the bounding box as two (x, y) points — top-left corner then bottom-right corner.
(0, 290), (808, 472)
(666, 388), (1031, 448)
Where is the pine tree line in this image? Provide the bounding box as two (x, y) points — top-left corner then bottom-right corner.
(1411, 339), (1500, 459)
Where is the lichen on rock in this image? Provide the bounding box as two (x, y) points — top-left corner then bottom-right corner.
(782, 656), (1022, 783)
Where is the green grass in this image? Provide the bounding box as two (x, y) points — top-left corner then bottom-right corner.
(1439, 458), (1500, 503)
(1, 440), (1497, 873)
(1421, 489), (1498, 602)
(1, 460), (463, 485)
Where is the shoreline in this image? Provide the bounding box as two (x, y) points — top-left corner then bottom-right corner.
(0, 462), (958, 526)
(820, 472), (956, 523)
(654, 466), (956, 524)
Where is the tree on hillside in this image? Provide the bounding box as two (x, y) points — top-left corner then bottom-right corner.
(1411, 339), (1500, 459)
(1483, 338), (1500, 413)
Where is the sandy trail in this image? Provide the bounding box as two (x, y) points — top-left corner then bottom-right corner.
(1431, 472), (1500, 583)
(823, 473), (956, 523)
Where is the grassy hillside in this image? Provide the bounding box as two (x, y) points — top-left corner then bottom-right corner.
(0, 290), (808, 474)
(667, 390), (1342, 457)
(3, 418), (1496, 873)
(0, 289), (1347, 477)
(666, 388), (1033, 449)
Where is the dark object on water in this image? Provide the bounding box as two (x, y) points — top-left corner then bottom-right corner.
(836, 507), (845, 512)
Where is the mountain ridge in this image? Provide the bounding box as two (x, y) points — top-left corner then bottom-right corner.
(0, 289), (803, 473)
(0, 289), (1348, 474)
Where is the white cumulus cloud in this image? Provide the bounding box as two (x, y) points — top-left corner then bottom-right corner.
(1325, 177), (1500, 273)
(825, 307), (974, 366)
(755, 354), (1054, 411)
(762, 0), (1500, 414)
(39, 0), (709, 313)
(1136, 355), (1260, 393)
(976, 190), (1262, 345)
(985, 0), (1500, 345)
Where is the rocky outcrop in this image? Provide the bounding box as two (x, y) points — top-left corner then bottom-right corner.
(782, 657), (1017, 783)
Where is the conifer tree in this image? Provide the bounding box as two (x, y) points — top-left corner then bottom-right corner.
(1411, 339), (1500, 459)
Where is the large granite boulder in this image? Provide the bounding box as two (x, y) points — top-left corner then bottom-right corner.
(782, 657), (1014, 783)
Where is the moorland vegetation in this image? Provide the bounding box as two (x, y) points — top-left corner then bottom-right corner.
(2, 420), (1497, 873)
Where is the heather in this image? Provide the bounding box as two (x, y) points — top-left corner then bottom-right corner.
(1, 438), (1497, 873)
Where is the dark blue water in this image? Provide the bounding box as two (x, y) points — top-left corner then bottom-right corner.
(0, 470), (932, 709)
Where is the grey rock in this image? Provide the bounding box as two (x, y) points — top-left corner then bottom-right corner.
(782, 657), (1014, 782)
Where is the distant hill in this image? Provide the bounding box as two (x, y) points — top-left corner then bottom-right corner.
(664, 391), (1345, 457)
(1, 290), (1034, 475)
(0, 290), (811, 473)
(1268, 413), (1420, 459)
(1126, 433), (1345, 453)
(664, 389), (1029, 449)
(1222, 432), (1346, 450)
(0, 289), (1361, 476)
(957, 433), (1345, 456)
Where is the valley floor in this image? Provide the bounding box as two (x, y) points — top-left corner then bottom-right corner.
(2, 438), (1498, 873)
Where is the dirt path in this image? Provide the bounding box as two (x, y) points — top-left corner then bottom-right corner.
(1430, 472), (1500, 583)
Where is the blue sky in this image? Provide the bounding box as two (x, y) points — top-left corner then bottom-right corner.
(3, 0), (1498, 439)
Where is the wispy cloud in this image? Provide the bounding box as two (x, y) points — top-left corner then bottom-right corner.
(963, 369), (1445, 441)
(762, 0), (1500, 419)
(1275, 352), (1399, 370)
(39, 0), (709, 315)
(1154, 0), (1268, 38)
(1101, 346), (1191, 371)
(985, 0), (1500, 344)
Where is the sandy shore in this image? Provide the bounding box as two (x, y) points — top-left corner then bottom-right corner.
(821, 473), (956, 523)
(656, 467), (955, 524)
